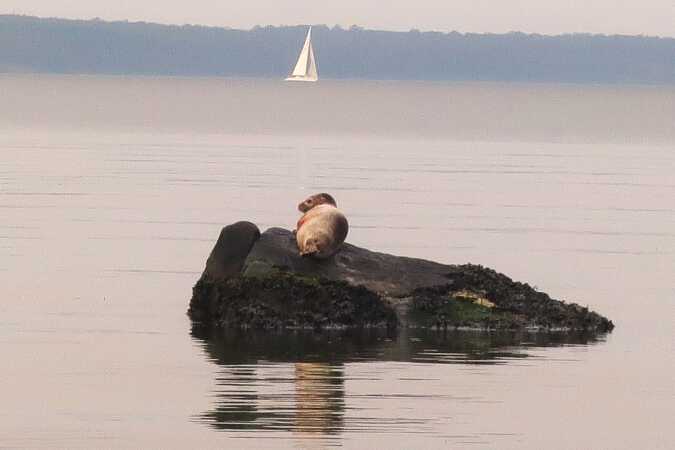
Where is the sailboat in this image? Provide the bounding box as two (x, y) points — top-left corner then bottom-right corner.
(285, 27), (318, 82)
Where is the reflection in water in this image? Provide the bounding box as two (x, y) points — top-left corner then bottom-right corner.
(293, 363), (344, 436)
(198, 362), (345, 437)
(192, 326), (607, 440)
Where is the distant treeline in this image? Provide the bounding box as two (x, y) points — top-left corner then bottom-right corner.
(1, 15), (674, 83)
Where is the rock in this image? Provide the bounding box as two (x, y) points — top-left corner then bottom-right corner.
(244, 227), (453, 295)
(188, 224), (614, 333)
(188, 221), (260, 323)
(203, 221), (261, 280)
(196, 272), (396, 330)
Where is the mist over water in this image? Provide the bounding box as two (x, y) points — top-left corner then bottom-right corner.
(0, 75), (673, 449)
(2, 75), (675, 143)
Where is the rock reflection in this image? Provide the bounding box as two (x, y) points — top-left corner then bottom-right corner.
(191, 326), (606, 437)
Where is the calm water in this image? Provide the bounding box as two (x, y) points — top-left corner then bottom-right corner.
(1, 75), (674, 449)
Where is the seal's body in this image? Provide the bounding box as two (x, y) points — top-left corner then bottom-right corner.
(296, 193), (349, 259)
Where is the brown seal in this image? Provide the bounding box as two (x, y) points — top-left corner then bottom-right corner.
(295, 193), (349, 259)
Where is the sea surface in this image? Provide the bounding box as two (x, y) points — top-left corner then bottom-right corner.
(1, 75), (674, 449)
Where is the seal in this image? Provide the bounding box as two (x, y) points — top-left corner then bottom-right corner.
(295, 193), (349, 259)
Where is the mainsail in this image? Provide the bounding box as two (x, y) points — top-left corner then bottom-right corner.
(286, 27), (318, 82)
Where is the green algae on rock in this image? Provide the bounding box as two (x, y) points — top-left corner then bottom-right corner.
(409, 265), (614, 331)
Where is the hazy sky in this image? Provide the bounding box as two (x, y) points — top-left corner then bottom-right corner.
(3, 0), (675, 37)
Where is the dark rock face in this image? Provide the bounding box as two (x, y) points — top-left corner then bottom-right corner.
(245, 228), (453, 296)
(410, 266), (614, 331)
(189, 225), (614, 332)
(203, 221), (260, 280)
(192, 273), (397, 330)
(189, 221), (260, 323)
(189, 225), (397, 328)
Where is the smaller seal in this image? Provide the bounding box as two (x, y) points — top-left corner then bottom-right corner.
(295, 193), (349, 259)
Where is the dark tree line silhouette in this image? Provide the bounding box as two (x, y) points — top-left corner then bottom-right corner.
(1, 15), (674, 83)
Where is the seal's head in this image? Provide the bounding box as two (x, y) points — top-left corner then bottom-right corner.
(297, 193), (337, 213)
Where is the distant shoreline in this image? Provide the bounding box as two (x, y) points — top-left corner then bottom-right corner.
(2, 14), (674, 84)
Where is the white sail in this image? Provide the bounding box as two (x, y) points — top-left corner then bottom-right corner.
(306, 43), (318, 80)
(286, 27), (318, 82)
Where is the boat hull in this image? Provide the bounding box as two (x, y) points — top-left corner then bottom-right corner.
(284, 76), (318, 82)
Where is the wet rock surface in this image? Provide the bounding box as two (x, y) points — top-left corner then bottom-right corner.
(188, 224), (614, 332)
(244, 227), (454, 296)
(408, 266), (614, 331)
(190, 271), (397, 329)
